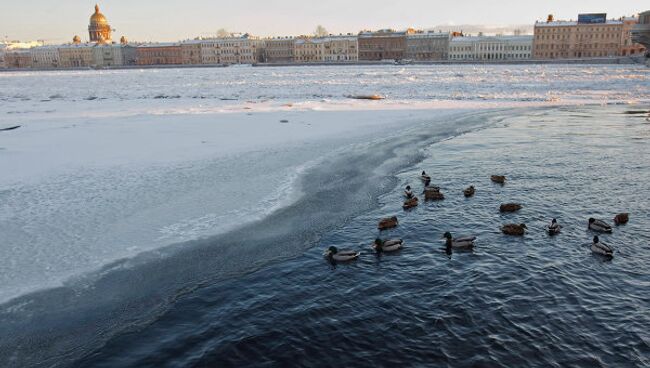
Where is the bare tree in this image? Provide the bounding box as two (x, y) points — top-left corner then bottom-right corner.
(314, 25), (328, 37)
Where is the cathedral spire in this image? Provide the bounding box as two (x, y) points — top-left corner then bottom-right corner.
(95, 4), (100, 14)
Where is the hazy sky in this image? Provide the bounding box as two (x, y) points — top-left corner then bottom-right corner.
(1, 0), (645, 43)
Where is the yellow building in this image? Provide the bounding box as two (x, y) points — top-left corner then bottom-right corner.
(533, 13), (645, 59)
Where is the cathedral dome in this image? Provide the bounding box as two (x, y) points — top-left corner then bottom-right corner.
(90, 5), (108, 25)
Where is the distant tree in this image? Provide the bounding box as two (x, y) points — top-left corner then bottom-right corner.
(314, 25), (329, 37)
(216, 28), (231, 38)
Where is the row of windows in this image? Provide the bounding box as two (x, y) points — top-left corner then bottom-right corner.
(450, 45), (531, 51)
(450, 53), (531, 59)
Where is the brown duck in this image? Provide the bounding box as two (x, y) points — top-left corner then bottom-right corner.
(378, 216), (399, 230)
(614, 213), (629, 225)
(502, 223), (527, 236)
(491, 175), (506, 184)
(500, 203), (522, 213)
(403, 197), (419, 210)
(463, 186), (475, 197)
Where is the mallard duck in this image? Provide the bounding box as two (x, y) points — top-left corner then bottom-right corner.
(588, 218), (612, 233)
(372, 238), (403, 253)
(403, 197), (419, 210)
(614, 213), (629, 225)
(424, 189), (444, 201)
(420, 171), (431, 182)
(443, 232), (476, 249)
(324, 246), (360, 262)
(591, 236), (613, 257)
(491, 175), (506, 184)
(500, 203), (522, 213)
(502, 223), (527, 236)
(404, 186), (414, 199)
(463, 186), (475, 197)
(548, 218), (561, 235)
(378, 216), (399, 230)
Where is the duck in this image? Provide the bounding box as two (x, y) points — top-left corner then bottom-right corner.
(491, 175), (506, 184)
(588, 218), (612, 233)
(501, 223), (527, 236)
(420, 171), (431, 182)
(372, 238), (403, 253)
(425, 190), (444, 201)
(443, 232), (476, 250)
(613, 213), (629, 225)
(547, 218), (561, 235)
(403, 197), (419, 210)
(500, 203), (522, 213)
(378, 216), (399, 230)
(463, 186), (475, 197)
(591, 236), (613, 257)
(404, 185), (414, 199)
(324, 246), (360, 262)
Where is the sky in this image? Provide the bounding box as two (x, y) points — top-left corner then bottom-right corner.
(0, 0), (646, 43)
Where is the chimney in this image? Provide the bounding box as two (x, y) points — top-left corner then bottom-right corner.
(547, 14), (554, 23)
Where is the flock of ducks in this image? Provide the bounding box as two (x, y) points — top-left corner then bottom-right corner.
(324, 172), (630, 262)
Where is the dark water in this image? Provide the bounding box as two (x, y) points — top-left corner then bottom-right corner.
(4, 105), (650, 367)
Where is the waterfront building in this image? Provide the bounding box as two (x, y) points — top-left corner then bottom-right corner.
(405, 31), (450, 60)
(92, 44), (123, 67)
(121, 44), (138, 65)
(358, 29), (414, 61)
(198, 34), (264, 65)
(632, 11), (650, 55)
(58, 43), (95, 67)
(136, 43), (182, 65)
(4, 50), (32, 68)
(264, 37), (295, 63)
(88, 4), (112, 43)
(533, 13), (645, 59)
(294, 37), (324, 62)
(30, 46), (60, 68)
(181, 40), (202, 64)
(322, 35), (358, 62)
(449, 35), (533, 61)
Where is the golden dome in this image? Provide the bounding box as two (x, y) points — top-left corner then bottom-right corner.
(90, 4), (108, 25)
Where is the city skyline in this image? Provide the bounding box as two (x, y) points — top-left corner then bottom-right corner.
(0, 0), (646, 43)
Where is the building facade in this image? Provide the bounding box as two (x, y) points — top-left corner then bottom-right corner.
(405, 32), (450, 60)
(533, 13), (645, 59)
(264, 38), (294, 63)
(294, 37), (324, 62)
(198, 35), (264, 65)
(358, 29), (412, 61)
(136, 43), (182, 65)
(632, 11), (650, 55)
(449, 35), (533, 61)
(181, 41), (202, 64)
(4, 50), (33, 68)
(92, 44), (123, 67)
(58, 44), (95, 67)
(88, 4), (112, 43)
(30, 46), (60, 68)
(322, 36), (358, 62)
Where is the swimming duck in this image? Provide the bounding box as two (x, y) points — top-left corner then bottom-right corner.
(548, 218), (561, 235)
(420, 171), (431, 182)
(463, 186), (475, 197)
(501, 223), (527, 236)
(491, 175), (506, 184)
(378, 216), (399, 230)
(443, 232), (476, 249)
(613, 213), (629, 225)
(372, 238), (403, 253)
(404, 185), (414, 199)
(588, 218), (612, 233)
(403, 197), (419, 210)
(591, 236), (613, 257)
(500, 203), (522, 213)
(423, 187), (444, 200)
(324, 246), (360, 262)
